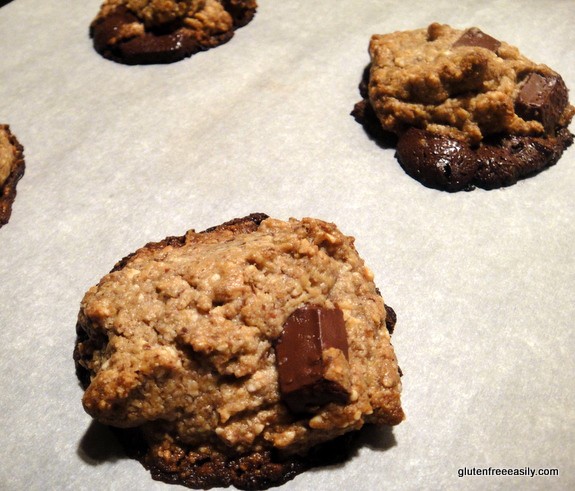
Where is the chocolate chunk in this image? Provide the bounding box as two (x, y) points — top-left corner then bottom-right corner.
(515, 72), (569, 133)
(275, 306), (351, 414)
(453, 27), (501, 52)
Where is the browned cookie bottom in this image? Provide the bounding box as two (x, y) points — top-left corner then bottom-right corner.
(352, 75), (573, 192)
(91, 2), (257, 65)
(395, 127), (573, 192)
(110, 426), (355, 490)
(103, 418), (362, 490)
(0, 125), (25, 227)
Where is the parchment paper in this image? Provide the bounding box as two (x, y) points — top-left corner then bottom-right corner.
(1, 1), (573, 490)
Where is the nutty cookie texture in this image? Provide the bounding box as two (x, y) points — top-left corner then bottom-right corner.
(91, 0), (257, 64)
(74, 214), (404, 489)
(352, 23), (574, 191)
(0, 125), (25, 228)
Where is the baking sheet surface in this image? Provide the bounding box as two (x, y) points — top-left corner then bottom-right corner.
(1, 1), (574, 490)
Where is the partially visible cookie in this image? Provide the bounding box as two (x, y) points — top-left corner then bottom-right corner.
(0, 125), (25, 228)
(353, 23), (574, 191)
(74, 213), (403, 489)
(91, 0), (258, 65)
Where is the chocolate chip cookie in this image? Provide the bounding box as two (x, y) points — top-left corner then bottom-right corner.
(90, 0), (258, 65)
(0, 125), (25, 228)
(353, 23), (574, 191)
(74, 213), (403, 489)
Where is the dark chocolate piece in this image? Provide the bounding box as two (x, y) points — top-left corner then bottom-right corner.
(275, 306), (351, 414)
(453, 27), (501, 52)
(515, 72), (569, 133)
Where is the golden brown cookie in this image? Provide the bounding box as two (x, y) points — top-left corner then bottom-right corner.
(0, 125), (25, 228)
(353, 23), (574, 191)
(75, 213), (403, 489)
(90, 0), (257, 65)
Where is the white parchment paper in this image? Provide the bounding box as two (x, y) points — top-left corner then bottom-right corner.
(1, 1), (574, 490)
